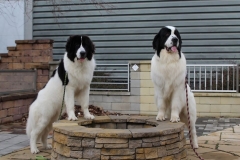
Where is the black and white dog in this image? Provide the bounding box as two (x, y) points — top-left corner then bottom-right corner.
(151, 26), (198, 148)
(26, 35), (96, 153)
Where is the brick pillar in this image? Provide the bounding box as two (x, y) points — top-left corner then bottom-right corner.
(0, 39), (54, 91)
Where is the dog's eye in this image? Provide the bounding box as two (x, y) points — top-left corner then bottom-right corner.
(76, 44), (80, 48)
(165, 33), (170, 37)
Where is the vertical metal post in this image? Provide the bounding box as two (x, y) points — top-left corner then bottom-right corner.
(233, 66), (235, 91)
(216, 66), (218, 90)
(194, 66), (195, 90)
(199, 66), (201, 90)
(188, 66), (190, 86)
(227, 66), (229, 90)
(236, 65), (239, 93)
(127, 63), (130, 92)
(205, 66), (206, 90)
(210, 66), (212, 90)
(222, 66), (223, 90)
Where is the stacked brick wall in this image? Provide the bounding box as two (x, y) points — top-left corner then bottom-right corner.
(0, 39), (53, 91)
(0, 39), (53, 123)
(0, 93), (36, 123)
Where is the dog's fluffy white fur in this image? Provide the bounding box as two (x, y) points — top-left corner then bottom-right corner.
(26, 35), (96, 153)
(151, 26), (198, 148)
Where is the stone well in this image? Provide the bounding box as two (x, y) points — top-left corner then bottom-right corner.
(51, 116), (187, 160)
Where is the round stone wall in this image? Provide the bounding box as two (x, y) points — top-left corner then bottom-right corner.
(51, 115), (187, 160)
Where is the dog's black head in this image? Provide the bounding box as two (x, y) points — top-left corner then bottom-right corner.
(152, 26), (182, 58)
(65, 35), (95, 62)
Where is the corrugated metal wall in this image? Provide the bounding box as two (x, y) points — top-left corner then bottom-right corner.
(33, 0), (240, 64)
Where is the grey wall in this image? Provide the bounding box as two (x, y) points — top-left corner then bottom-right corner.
(33, 0), (240, 64)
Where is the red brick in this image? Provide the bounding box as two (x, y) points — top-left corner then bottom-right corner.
(13, 57), (33, 63)
(0, 63), (8, 69)
(1, 57), (13, 62)
(43, 70), (49, 75)
(32, 56), (51, 63)
(8, 63), (13, 69)
(16, 44), (32, 50)
(23, 98), (35, 106)
(41, 50), (52, 56)
(20, 105), (29, 114)
(12, 63), (24, 69)
(23, 50), (41, 57)
(2, 116), (13, 123)
(37, 83), (46, 90)
(24, 63), (41, 69)
(7, 46), (16, 51)
(36, 39), (54, 44)
(14, 100), (23, 107)
(33, 44), (52, 50)
(37, 69), (43, 75)
(38, 69), (50, 76)
(37, 75), (48, 83)
(13, 114), (23, 121)
(8, 107), (19, 115)
(2, 101), (14, 109)
(0, 110), (7, 118)
(15, 40), (36, 44)
(8, 51), (23, 56)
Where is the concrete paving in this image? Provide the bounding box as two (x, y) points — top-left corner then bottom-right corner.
(0, 117), (240, 159)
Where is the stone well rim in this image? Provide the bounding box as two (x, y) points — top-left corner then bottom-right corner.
(53, 115), (185, 138)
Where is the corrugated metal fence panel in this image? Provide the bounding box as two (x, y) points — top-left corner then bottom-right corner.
(33, 0), (240, 64)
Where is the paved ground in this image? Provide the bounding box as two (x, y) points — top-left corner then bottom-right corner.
(0, 117), (240, 159)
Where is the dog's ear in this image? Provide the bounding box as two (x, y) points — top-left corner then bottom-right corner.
(85, 36), (95, 61)
(65, 35), (72, 53)
(65, 35), (75, 62)
(174, 29), (182, 58)
(152, 31), (163, 57)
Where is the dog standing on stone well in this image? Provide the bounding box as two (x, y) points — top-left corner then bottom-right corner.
(151, 26), (198, 148)
(26, 35), (96, 153)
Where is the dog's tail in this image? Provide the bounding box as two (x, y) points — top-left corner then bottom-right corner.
(26, 115), (32, 138)
(26, 104), (34, 138)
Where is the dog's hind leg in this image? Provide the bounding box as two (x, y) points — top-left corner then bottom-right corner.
(41, 123), (52, 150)
(30, 118), (48, 154)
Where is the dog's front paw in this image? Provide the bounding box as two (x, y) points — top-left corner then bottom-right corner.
(31, 147), (40, 154)
(44, 144), (52, 150)
(68, 113), (78, 121)
(84, 114), (95, 120)
(170, 116), (180, 123)
(156, 113), (165, 121)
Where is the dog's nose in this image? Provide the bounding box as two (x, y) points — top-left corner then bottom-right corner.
(80, 51), (86, 57)
(172, 37), (178, 45)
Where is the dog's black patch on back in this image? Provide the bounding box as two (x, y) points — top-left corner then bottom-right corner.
(65, 35), (95, 62)
(58, 59), (69, 86)
(51, 69), (56, 77)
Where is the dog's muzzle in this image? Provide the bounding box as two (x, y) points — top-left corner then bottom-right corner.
(77, 51), (86, 61)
